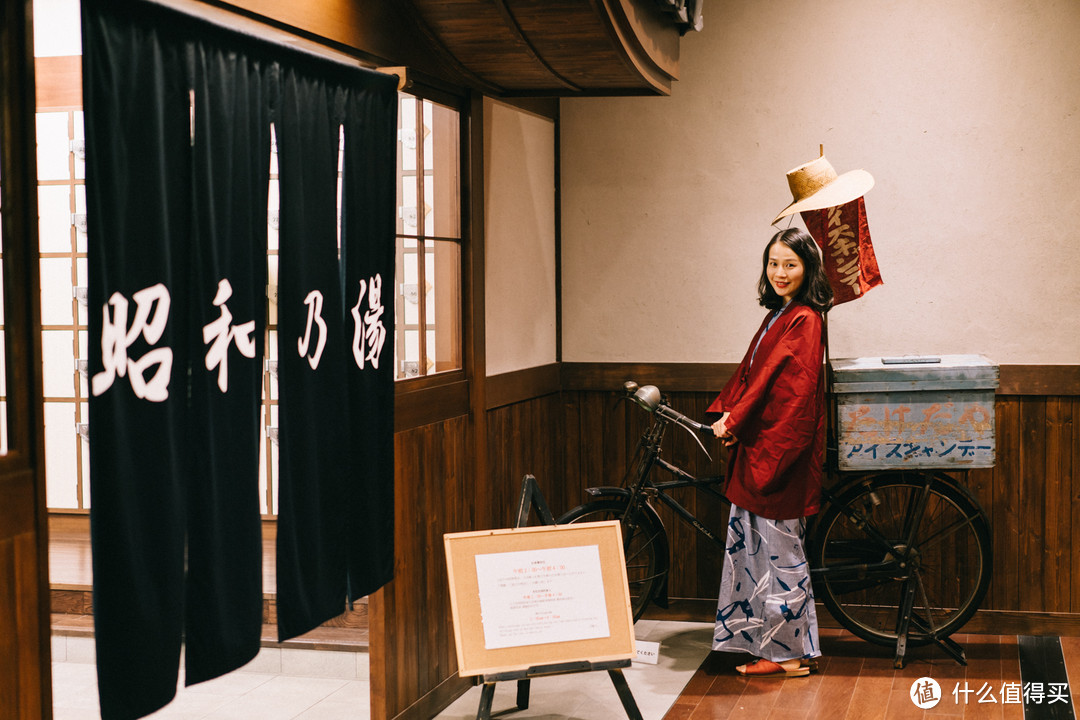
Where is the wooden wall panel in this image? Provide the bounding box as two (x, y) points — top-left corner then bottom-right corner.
(14, 532), (47, 720)
(991, 397), (1021, 611)
(370, 416), (474, 720)
(972, 395), (1077, 616)
(1018, 397), (1046, 612)
(373, 369), (1078, 719)
(485, 393), (562, 529)
(559, 390), (729, 601)
(1070, 397), (1080, 613)
(1042, 398), (1072, 612)
(2, 2), (52, 715)
(0, 528), (47, 720)
(487, 387), (729, 599)
(0, 538), (17, 714)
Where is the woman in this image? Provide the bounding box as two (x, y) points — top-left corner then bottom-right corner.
(708, 227), (832, 677)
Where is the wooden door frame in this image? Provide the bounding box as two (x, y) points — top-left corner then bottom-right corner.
(0, 0), (53, 717)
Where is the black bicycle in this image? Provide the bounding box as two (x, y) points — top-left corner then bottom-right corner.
(556, 381), (993, 666)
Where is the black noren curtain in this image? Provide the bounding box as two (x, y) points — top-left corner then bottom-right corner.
(184, 41), (271, 685)
(83, 5), (192, 718)
(341, 89), (398, 598)
(82, 1), (397, 717)
(274, 66), (350, 641)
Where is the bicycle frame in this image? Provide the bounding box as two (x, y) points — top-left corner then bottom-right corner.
(648, 459), (729, 546)
(602, 399), (948, 591)
(572, 381), (991, 668)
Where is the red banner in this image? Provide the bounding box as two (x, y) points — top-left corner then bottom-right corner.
(801, 196), (882, 305)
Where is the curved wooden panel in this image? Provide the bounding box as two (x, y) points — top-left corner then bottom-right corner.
(403, 0), (683, 95)
(506, 0), (646, 90)
(218, 0), (685, 95)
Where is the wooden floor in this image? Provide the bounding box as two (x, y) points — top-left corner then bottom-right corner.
(48, 514), (95, 587)
(47, 514), (278, 591)
(47, 514), (369, 648)
(665, 628), (1080, 719)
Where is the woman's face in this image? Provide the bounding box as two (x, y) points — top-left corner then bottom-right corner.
(766, 241), (805, 304)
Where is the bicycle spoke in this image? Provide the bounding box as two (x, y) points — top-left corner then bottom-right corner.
(834, 505), (905, 559)
(897, 484), (917, 540)
(624, 529), (661, 563)
(909, 513), (982, 554)
(558, 498), (667, 622)
(627, 569), (667, 584)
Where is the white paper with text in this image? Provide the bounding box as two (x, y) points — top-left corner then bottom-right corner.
(474, 544), (610, 650)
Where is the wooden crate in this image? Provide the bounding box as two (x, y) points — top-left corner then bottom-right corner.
(830, 355), (999, 471)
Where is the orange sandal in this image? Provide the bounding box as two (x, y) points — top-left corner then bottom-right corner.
(735, 658), (811, 678)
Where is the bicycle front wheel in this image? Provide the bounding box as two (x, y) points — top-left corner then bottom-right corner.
(557, 499), (667, 622)
(811, 471), (992, 647)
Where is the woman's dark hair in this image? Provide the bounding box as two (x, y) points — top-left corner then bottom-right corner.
(757, 227), (834, 313)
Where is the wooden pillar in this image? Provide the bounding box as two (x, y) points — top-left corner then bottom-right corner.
(0, 1), (53, 717)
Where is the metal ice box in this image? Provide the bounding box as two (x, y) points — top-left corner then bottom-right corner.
(830, 355), (999, 471)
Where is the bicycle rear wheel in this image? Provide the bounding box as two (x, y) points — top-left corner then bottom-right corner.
(810, 471), (992, 647)
(557, 499), (667, 622)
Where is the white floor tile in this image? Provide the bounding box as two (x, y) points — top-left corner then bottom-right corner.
(181, 670), (277, 697)
(355, 651), (370, 678)
(52, 705), (104, 720)
(202, 675), (348, 720)
(280, 648), (359, 679)
(50, 662), (100, 712)
(145, 689), (231, 718)
(323, 679), (371, 705)
(49, 621), (708, 719)
(238, 646), (282, 674)
(66, 636), (98, 664)
(292, 699), (368, 719)
(53, 634), (68, 662)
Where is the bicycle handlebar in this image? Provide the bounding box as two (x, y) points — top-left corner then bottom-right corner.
(657, 404), (714, 436)
(624, 380), (715, 437)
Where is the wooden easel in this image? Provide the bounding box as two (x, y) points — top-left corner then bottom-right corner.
(474, 659), (642, 720)
(470, 475), (643, 720)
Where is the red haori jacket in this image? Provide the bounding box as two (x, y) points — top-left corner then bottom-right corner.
(706, 302), (826, 520)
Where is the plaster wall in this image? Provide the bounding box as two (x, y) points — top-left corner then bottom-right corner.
(561, 0), (1080, 364)
(484, 99), (558, 376)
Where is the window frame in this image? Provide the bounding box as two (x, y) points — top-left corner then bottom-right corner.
(393, 85), (467, 387)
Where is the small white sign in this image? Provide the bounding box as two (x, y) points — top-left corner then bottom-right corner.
(634, 639), (661, 665)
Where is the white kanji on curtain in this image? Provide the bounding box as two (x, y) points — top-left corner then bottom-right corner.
(350, 274), (386, 370)
(92, 282), (173, 401)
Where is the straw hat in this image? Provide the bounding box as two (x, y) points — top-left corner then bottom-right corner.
(772, 155), (874, 225)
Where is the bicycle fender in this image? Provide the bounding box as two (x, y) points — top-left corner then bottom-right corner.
(581, 487), (672, 609)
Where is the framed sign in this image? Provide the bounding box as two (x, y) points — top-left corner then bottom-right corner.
(444, 521), (635, 677)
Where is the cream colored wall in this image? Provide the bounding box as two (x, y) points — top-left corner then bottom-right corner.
(484, 99), (558, 376)
(561, 0), (1080, 364)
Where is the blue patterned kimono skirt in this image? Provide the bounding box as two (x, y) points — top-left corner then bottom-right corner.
(712, 503), (821, 662)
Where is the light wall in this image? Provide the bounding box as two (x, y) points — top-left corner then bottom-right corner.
(560, 0), (1080, 364)
(484, 98), (558, 376)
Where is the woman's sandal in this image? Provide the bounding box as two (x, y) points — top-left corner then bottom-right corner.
(735, 658), (812, 678)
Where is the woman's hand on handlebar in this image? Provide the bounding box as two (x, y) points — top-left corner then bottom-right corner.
(712, 412), (737, 447)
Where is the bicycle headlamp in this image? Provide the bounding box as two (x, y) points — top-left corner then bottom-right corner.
(630, 384), (661, 412)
